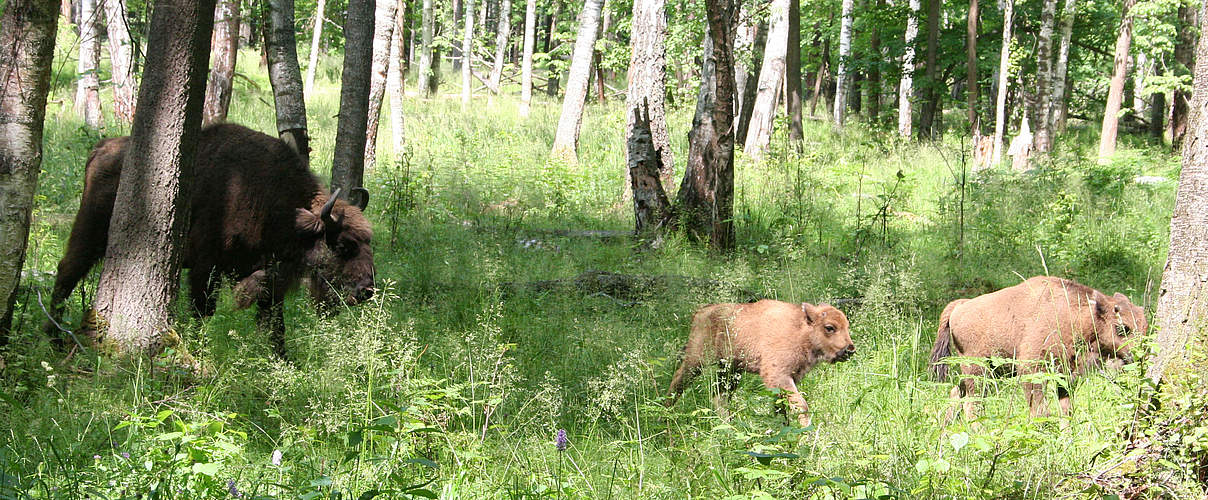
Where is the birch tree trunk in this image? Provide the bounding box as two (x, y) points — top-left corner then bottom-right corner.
(417, 0), (435, 95)
(304, 0), (327, 95)
(549, 0), (605, 162)
(1049, 0), (1074, 134)
(966, 0), (978, 132)
(787, 0), (803, 143)
(1147, 0), (1208, 384)
(916, 0), (939, 137)
(331, 0), (375, 194)
(743, 0), (790, 157)
(544, 1), (563, 97)
(625, 0), (673, 194)
(389, 0), (407, 157)
(93, 0), (215, 356)
(1171, 3), (1196, 149)
(266, 0), (310, 166)
(1032, 0), (1056, 152)
(202, 0), (239, 125)
(810, 24), (830, 116)
(898, 0), (919, 137)
(488, 0), (512, 93)
(736, 20), (766, 141)
(104, 0), (137, 123)
(734, 5), (754, 121)
(832, 0), (854, 127)
(461, 0), (473, 104)
(990, 0), (1013, 167)
(75, 0), (103, 127)
(1097, 0), (1136, 165)
(519, 0), (537, 115)
(364, 0), (398, 173)
(0, 0), (58, 340)
(868, 0), (882, 121)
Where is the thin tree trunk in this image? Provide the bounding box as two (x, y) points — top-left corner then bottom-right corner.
(811, 25), (830, 116)
(1050, 0), (1075, 134)
(743, 0), (790, 157)
(990, 0), (1013, 167)
(549, 0), (605, 161)
(304, 0), (327, 95)
(1097, 0), (1137, 165)
(418, 0), (435, 95)
(833, 0), (854, 127)
(734, 5), (754, 121)
(544, 1), (562, 97)
(389, 0), (407, 157)
(365, 0), (398, 173)
(625, 0), (672, 195)
(1032, 0), (1056, 152)
(1151, 66), (1165, 141)
(331, 0), (375, 194)
(898, 0), (919, 137)
(629, 101), (673, 236)
(400, 0), (412, 76)
(104, 0), (137, 122)
(202, 0), (239, 125)
(736, 19), (766, 141)
(917, 0), (939, 138)
(868, 0), (882, 121)
(75, 0), (103, 127)
(787, 0), (803, 143)
(462, 0), (473, 103)
(1147, 0), (1208, 383)
(489, 0), (512, 92)
(966, 0), (978, 132)
(93, 0), (215, 356)
(452, 0), (463, 69)
(265, 0), (310, 166)
(1171, 3), (1196, 148)
(0, 0), (58, 340)
(519, 0), (536, 115)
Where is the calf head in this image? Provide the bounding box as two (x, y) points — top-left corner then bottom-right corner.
(1092, 291), (1147, 362)
(296, 188), (376, 308)
(803, 303), (856, 363)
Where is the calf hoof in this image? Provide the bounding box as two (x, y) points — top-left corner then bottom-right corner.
(797, 413), (812, 428)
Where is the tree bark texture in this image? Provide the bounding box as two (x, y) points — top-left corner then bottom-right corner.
(488, 0), (512, 92)
(734, 5), (754, 121)
(93, 0), (215, 355)
(898, 0), (919, 137)
(1049, 0), (1075, 134)
(1097, 0), (1136, 165)
(550, 0), (605, 162)
(629, 101), (673, 235)
(0, 0), (58, 339)
(810, 24), (830, 116)
(787, 0), (803, 143)
(519, 0), (536, 115)
(461, 0), (473, 104)
(966, 0), (978, 132)
(833, 0), (854, 127)
(916, 0), (939, 138)
(544, 1), (563, 97)
(625, 0), (673, 194)
(331, 0), (375, 194)
(1032, 0), (1056, 152)
(1171, 3), (1197, 149)
(364, 0), (398, 173)
(104, 0), (137, 122)
(202, 0), (239, 125)
(304, 0), (327, 95)
(417, 0), (435, 95)
(736, 19), (766, 142)
(75, 0), (103, 127)
(1147, 0), (1208, 383)
(868, 0), (882, 121)
(265, 0), (310, 166)
(1151, 66), (1165, 141)
(990, 0), (1013, 167)
(743, 0), (789, 158)
(388, 0), (407, 158)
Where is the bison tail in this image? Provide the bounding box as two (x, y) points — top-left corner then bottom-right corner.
(929, 299), (966, 381)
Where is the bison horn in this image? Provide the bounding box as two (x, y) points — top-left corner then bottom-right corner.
(321, 188), (341, 227)
(351, 187), (370, 211)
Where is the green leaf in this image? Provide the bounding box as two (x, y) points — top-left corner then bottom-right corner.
(357, 490), (381, 500)
(405, 457), (439, 469)
(405, 489), (438, 499)
(191, 462), (220, 477)
(949, 432), (969, 453)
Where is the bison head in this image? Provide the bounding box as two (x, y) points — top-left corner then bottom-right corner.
(1092, 291), (1147, 363)
(803, 303), (856, 363)
(296, 188), (376, 309)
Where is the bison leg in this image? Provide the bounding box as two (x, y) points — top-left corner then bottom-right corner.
(664, 355), (703, 407)
(950, 363), (985, 423)
(45, 203), (113, 340)
(1020, 367), (1050, 417)
(759, 370), (811, 427)
(1056, 385), (1072, 416)
(710, 358), (743, 418)
(256, 291), (287, 359)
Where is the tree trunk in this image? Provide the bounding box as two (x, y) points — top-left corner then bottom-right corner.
(461, 0), (473, 104)
(418, 0), (436, 96)
(1171, 3), (1196, 149)
(625, 0), (673, 194)
(743, 0), (790, 157)
(868, 0), (882, 122)
(1151, 66), (1165, 141)
(265, 0), (310, 166)
(811, 23), (830, 116)
(452, 0), (463, 69)
(833, 0), (854, 127)
(898, 0), (919, 137)
(519, 0), (536, 115)
(966, 0), (978, 132)
(544, 1), (562, 97)
(734, 5), (754, 120)
(364, 0), (398, 173)
(388, 0), (406, 157)
(1097, 0), (1137, 165)
(990, 0), (1013, 167)
(202, 0), (239, 125)
(93, 0), (215, 356)
(549, 0), (605, 162)
(786, 0), (803, 143)
(304, 0), (327, 95)
(1032, 0), (1056, 152)
(488, 0), (512, 92)
(0, 0), (58, 340)
(678, 0), (736, 250)
(629, 102), (673, 236)
(104, 0), (137, 122)
(917, 0), (939, 138)
(1147, 0), (1208, 384)
(75, 0), (103, 127)
(331, 0), (375, 194)
(1049, 0), (1075, 134)
(736, 19), (766, 141)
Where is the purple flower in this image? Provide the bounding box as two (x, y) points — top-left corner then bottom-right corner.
(555, 429), (568, 452)
(227, 480), (241, 497)
(120, 452), (130, 459)
(92, 455), (101, 460)
(271, 449), (282, 466)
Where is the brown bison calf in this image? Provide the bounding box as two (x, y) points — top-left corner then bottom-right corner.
(45, 124), (376, 357)
(930, 276), (1146, 420)
(665, 300), (856, 427)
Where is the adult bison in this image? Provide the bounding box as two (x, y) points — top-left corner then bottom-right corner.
(45, 124), (375, 357)
(929, 276), (1146, 420)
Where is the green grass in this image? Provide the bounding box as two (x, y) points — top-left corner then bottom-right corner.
(0, 32), (1189, 498)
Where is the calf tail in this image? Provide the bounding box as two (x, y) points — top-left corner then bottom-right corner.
(929, 299), (967, 380)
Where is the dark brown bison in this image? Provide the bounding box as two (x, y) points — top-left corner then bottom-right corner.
(45, 124), (375, 357)
(929, 276), (1146, 420)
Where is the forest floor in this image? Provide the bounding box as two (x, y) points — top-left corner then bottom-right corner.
(0, 40), (1188, 498)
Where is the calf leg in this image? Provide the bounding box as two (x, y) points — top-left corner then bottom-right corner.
(1020, 366), (1050, 417)
(710, 359), (742, 418)
(947, 363), (986, 423)
(759, 369), (811, 427)
(664, 353), (703, 407)
(1056, 384), (1072, 416)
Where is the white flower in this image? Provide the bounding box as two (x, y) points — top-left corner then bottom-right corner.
(271, 449), (282, 466)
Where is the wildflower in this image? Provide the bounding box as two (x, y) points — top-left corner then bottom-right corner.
(555, 429), (568, 452)
(93, 455), (101, 460)
(121, 452), (130, 459)
(227, 479), (241, 497)
(41, 361), (52, 371)
(271, 449), (282, 466)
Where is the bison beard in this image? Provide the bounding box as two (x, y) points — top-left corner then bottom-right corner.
(45, 124), (376, 358)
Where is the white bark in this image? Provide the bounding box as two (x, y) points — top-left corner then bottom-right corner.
(1049, 0), (1075, 133)
(365, 0), (399, 172)
(389, 0), (406, 157)
(625, 0), (672, 192)
(898, 0), (919, 137)
(304, 0), (327, 95)
(742, 0), (790, 158)
(462, 0), (474, 104)
(833, 0), (854, 127)
(519, 0), (536, 115)
(418, 0), (435, 95)
(104, 0), (136, 123)
(991, 0), (1013, 167)
(1032, 0), (1057, 152)
(550, 0), (606, 161)
(489, 0), (512, 92)
(75, 0), (103, 127)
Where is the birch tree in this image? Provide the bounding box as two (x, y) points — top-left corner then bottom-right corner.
(389, 0), (407, 155)
(743, 0), (790, 157)
(898, 0), (919, 137)
(787, 0), (803, 142)
(331, 0), (375, 194)
(990, 0), (1013, 167)
(519, 0), (537, 115)
(1049, 0), (1075, 133)
(736, 19), (766, 141)
(549, 0), (605, 161)
(417, 0), (436, 95)
(461, 0), (474, 104)
(304, 0), (327, 95)
(202, 0), (240, 125)
(104, 0), (137, 122)
(917, 0), (940, 137)
(488, 0), (512, 93)
(966, 0), (978, 131)
(1032, 0), (1056, 153)
(365, 0), (399, 172)
(266, 0), (310, 165)
(75, 0), (103, 127)
(1171, 2), (1196, 148)
(625, 0), (673, 192)
(833, 0), (854, 127)
(1097, 0), (1137, 165)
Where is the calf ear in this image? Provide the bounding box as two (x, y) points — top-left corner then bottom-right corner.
(1113, 292), (1131, 305)
(802, 303), (819, 325)
(1091, 290), (1110, 318)
(295, 208), (324, 236)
